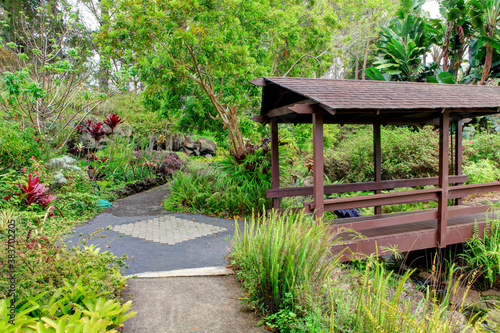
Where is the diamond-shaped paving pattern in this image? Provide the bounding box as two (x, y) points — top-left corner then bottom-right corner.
(112, 216), (226, 245)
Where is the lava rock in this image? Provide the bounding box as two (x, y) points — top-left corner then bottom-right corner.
(183, 136), (196, 149)
(196, 137), (217, 155)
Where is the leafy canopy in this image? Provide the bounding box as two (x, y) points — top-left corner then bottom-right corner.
(101, 0), (338, 133)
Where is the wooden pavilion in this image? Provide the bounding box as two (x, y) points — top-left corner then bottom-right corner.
(250, 77), (500, 260)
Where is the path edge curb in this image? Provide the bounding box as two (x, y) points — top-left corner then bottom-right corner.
(128, 266), (234, 278)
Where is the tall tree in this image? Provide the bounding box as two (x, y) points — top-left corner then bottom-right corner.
(102, 0), (338, 155)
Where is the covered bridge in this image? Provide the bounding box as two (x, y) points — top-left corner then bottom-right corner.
(250, 77), (500, 260)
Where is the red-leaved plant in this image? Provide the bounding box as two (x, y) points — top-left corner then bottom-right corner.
(84, 120), (109, 143)
(104, 113), (124, 133)
(8, 173), (56, 209)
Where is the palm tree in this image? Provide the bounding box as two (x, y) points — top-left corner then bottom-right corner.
(469, 0), (500, 84)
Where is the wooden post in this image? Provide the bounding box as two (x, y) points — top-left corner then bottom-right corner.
(374, 120), (382, 215)
(455, 120), (463, 205)
(313, 112), (325, 219)
(438, 111), (450, 248)
(271, 118), (280, 210)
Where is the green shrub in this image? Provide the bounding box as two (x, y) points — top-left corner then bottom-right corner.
(0, 233), (128, 307)
(280, 123), (340, 153)
(165, 168), (270, 217)
(463, 160), (500, 184)
(165, 150), (272, 217)
(0, 121), (42, 169)
(463, 132), (500, 166)
(231, 210), (337, 329)
(325, 126), (439, 183)
(101, 93), (171, 139)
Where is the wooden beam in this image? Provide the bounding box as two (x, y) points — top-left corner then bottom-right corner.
(438, 111), (450, 248)
(271, 118), (280, 210)
(448, 182), (500, 198)
(374, 120), (382, 215)
(306, 188), (440, 212)
(248, 78), (266, 86)
(267, 99), (314, 117)
(289, 104), (318, 114)
(250, 115), (270, 124)
(312, 112), (324, 219)
(319, 104), (336, 115)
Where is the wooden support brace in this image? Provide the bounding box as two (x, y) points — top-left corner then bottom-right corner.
(312, 112), (325, 219)
(374, 120), (382, 215)
(271, 118), (280, 210)
(438, 111), (450, 248)
(455, 120), (463, 205)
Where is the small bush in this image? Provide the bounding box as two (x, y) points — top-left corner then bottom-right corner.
(325, 126), (439, 183)
(0, 281), (136, 332)
(0, 233), (128, 307)
(101, 93), (171, 139)
(165, 149), (272, 217)
(461, 209), (500, 288)
(463, 160), (500, 184)
(463, 132), (500, 166)
(0, 121), (42, 169)
(165, 168), (270, 217)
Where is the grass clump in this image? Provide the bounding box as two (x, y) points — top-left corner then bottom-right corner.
(231, 210), (336, 331)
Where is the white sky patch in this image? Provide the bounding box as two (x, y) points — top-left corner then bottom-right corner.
(423, 0), (441, 19)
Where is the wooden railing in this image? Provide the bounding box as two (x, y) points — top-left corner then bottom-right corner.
(301, 182), (500, 233)
(267, 175), (468, 199)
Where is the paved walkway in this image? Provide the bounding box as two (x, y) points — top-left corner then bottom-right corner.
(66, 184), (266, 333)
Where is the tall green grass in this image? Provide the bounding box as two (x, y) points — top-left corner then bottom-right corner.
(231, 210), (337, 322)
(352, 259), (474, 333)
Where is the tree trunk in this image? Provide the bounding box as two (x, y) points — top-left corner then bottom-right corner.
(441, 22), (453, 72)
(98, 0), (110, 92)
(480, 44), (493, 85)
(362, 39), (370, 80)
(355, 58), (359, 80)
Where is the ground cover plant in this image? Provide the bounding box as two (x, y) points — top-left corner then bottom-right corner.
(0, 110), (143, 329)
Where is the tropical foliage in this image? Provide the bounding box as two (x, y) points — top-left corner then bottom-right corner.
(367, 0), (500, 85)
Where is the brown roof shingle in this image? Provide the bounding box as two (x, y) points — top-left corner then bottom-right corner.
(261, 77), (500, 111)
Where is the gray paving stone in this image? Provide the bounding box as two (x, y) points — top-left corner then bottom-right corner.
(112, 216), (227, 245)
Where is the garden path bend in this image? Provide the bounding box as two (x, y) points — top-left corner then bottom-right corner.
(66, 184), (265, 333)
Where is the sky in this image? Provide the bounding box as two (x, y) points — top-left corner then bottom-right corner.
(422, 0), (441, 18)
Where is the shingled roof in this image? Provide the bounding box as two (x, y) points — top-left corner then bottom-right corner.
(252, 77), (500, 125)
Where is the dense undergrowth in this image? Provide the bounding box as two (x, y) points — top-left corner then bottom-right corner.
(231, 210), (500, 332)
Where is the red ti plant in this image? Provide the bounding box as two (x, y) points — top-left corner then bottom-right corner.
(103, 113), (124, 161)
(9, 173), (56, 209)
(84, 120), (109, 144)
(83, 120), (109, 173)
(103, 113), (124, 134)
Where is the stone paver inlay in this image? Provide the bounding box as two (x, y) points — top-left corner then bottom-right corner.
(112, 216), (227, 245)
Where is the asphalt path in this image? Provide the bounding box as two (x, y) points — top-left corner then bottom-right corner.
(65, 184), (237, 275)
